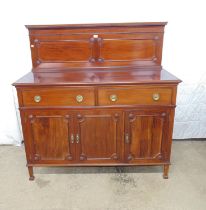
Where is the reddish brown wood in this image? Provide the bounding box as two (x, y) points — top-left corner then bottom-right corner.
(13, 69), (181, 86)
(28, 113), (73, 161)
(13, 22), (181, 180)
(25, 22), (167, 29)
(124, 109), (169, 162)
(21, 87), (95, 106)
(28, 166), (34, 181)
(75, 110), (123, 163)
(98, 86), (173, 106)
(25, 22), (167, 70)
(163, 164), (170, 179)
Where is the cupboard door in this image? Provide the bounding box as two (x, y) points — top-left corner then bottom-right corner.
(75, 110), (123, 163)
(26, 111), (75, 162)
(125, 110), (169, 163)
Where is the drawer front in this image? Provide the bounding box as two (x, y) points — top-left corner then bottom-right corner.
(22, 88), (95, 106)
(98, 87), (173, 105)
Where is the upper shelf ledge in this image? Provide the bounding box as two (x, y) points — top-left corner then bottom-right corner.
(25, 22), (168, 30)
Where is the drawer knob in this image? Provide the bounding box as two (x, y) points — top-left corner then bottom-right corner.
(152, 93), (160, 101)
(76, 95), (84, 103)
(110, 94), (118, 102)
(34, 95), (41, 103)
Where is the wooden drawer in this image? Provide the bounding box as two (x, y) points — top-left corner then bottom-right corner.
(98, 86), (173, 105)
(22, 88), (95, 106)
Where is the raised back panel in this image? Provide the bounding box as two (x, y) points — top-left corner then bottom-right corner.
(26, 22), (167, 72)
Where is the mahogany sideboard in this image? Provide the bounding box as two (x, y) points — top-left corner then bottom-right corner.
(13, 22), (181, 180)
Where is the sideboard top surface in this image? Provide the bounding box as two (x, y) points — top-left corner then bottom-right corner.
(13, 69), (181, 86)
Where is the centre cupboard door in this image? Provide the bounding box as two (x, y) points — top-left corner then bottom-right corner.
(74, 110), (123, 163)
(124, 109), (170, 164)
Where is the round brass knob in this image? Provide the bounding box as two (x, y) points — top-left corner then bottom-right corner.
(34, 95), (41, 103)
(110, 94), (118, 102)
(76, 95), (84, 103)
(152, 93), (160, 101)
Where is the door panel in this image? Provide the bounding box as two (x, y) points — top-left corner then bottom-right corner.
(26, 111), (75, 162)
(75, 110), (123, 163)
(37, 40), (91, 62)
(101, 39), (155, 61)
(125, 110), (168, 162)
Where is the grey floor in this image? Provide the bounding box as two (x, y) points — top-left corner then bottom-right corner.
(0, 141), (206, 210)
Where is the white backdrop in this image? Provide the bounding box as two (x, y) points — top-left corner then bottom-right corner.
(0, 0), (206, 144)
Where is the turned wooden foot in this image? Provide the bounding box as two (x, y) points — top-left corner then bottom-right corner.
(28, 166), (35, 181)
(163, 165), (169, 179)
